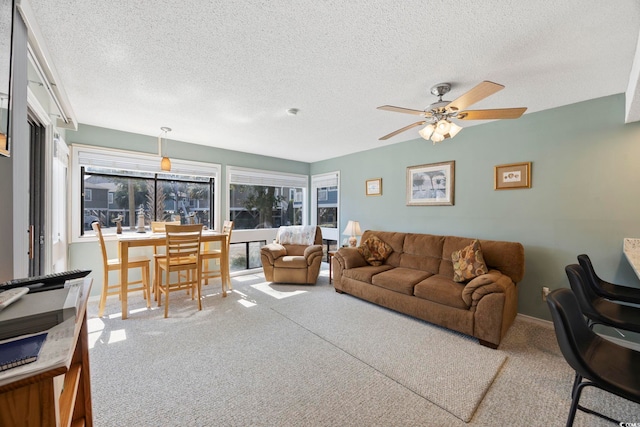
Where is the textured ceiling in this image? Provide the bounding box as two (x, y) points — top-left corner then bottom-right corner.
(25, 0), (640, 162)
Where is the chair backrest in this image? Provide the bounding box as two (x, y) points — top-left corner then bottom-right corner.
(577, 254), (609, 296)
(151, 220), (181, 233)
(564, 264), (602, 321)
(165, 224), (202, 263)
(222, 220), (234, 250)
(92, 222), (109, 267)
(546, 288), (603, 385)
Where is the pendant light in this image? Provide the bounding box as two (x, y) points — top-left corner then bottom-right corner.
(158, 126), (172, 171)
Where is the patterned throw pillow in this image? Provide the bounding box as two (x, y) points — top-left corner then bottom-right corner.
(358, 235), (393, 266)
(452, 239), (489, 283)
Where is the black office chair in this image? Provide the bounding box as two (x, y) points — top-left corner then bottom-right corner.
(577, 254), (640, 304)
(547, 288), (640, 426)
(565, 264), (640, 333)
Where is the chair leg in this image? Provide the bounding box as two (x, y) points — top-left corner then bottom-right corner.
(98, 269), (109, 317)
(143, 264), (151, 309)
(196, 268), (202, 310)
(566, 381), (583, 427)
(164, 273), (170, 318)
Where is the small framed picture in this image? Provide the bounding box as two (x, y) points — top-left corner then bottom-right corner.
(366, 178), (382, 196)
(406, 161), (455, 206)
(494, 162), (531, 190)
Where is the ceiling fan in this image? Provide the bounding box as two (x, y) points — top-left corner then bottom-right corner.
(377, 81), (527, 144)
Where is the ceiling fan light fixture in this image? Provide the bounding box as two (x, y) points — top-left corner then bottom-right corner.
(431, 132), (445, 144)
(448, 122), (462, 138)
(418, 123), (435, 140)
(436, 119), (451, 134)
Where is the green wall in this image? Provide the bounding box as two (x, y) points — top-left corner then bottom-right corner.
(312, 94), (640, 340)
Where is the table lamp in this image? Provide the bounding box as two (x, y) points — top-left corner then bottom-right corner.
(343, 220), (362, 247)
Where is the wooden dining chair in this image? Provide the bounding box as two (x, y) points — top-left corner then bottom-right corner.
(150, 220), (181, 298)
(92, 222), (151, 317)
(200, 220), (234, 297)
(155, 224), (203, 318)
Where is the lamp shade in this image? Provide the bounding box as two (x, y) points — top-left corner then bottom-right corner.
(342, 220), (362, 247)
(161, 156), (172, 171)
(418, 123), (435, 140)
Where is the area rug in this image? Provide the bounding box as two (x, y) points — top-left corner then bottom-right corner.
(270, 289), (507, 422)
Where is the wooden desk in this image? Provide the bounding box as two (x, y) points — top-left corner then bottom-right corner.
(118, 230), (229, 319)
(0, 278), (93, 426)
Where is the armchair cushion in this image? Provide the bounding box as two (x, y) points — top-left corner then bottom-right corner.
(261, 243), (287, 264)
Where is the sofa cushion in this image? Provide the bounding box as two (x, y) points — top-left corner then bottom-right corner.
(399, 233), (444, 273)
(414, 275), (468, 309)
(371, 267), (431, 295)
(342, 264), (394, 283)
(451, 239), (489, 283)
(358, 235), (393, 266)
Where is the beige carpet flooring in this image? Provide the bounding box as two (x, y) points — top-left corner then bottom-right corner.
(86, 267), (640, 426)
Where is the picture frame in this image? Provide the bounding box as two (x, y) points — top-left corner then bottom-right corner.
(406, 161), (455, 206)
(365, 178), (382, 196)
(494, 162), (531, 190)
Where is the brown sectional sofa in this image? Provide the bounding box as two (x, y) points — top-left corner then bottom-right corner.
(332, 230), (525, 348)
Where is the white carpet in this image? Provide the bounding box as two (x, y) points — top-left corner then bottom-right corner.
(271, 289), (506, 422)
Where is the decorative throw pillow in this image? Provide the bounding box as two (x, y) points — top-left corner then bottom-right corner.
(452, 239), (489, 283)
(358, 235), (393, 266)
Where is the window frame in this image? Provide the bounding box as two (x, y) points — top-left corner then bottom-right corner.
(70, 144), (220, 243)
(226, 165), (309, 244)
(312, 171), (340, 243)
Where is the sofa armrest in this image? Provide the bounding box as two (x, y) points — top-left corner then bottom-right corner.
(304, 245), (324, 265)
(260, 243), (287, 265)
(335, 247), (368, 269)
(462, 269), (514, 308)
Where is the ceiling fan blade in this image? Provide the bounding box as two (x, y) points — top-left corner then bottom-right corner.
(379, 121), (426, 140)
(377, 105), (428, 116)
(446, 81), (504, 113)
(457, 107), (527, 120)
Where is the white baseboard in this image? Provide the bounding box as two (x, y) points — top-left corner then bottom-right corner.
(517, 313), (640, 351)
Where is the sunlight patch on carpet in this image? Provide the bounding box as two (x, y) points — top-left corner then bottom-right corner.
(251, 282), (308, 299)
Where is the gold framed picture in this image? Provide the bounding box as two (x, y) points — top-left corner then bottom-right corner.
(366, 178), (382, 196)
(406, 161), (455, 206)
(494, 162), (531, 190)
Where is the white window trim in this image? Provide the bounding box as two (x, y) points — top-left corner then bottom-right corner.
(312, 171), (340, 242)
(227, 165), (309, 244)
(70, 144), (221, 243)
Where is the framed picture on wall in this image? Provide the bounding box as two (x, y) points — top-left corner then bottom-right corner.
(406, 161), (455, 206)
(494, 162), (531, 190)
(365, 178), (382, 196)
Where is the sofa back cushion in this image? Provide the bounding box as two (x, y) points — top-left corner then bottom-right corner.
(399, 234), (444, 274)
(359, 230), (405, 267)
(440, 236), (525, 284)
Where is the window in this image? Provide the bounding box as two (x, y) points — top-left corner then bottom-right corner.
(72, 145), (220, 240)
(312, 171), (340, 255)
(84, 189), (92, 201)
(227, 166), (308, 230)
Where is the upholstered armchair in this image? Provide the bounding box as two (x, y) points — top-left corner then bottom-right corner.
(260, 226), (323, 284)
